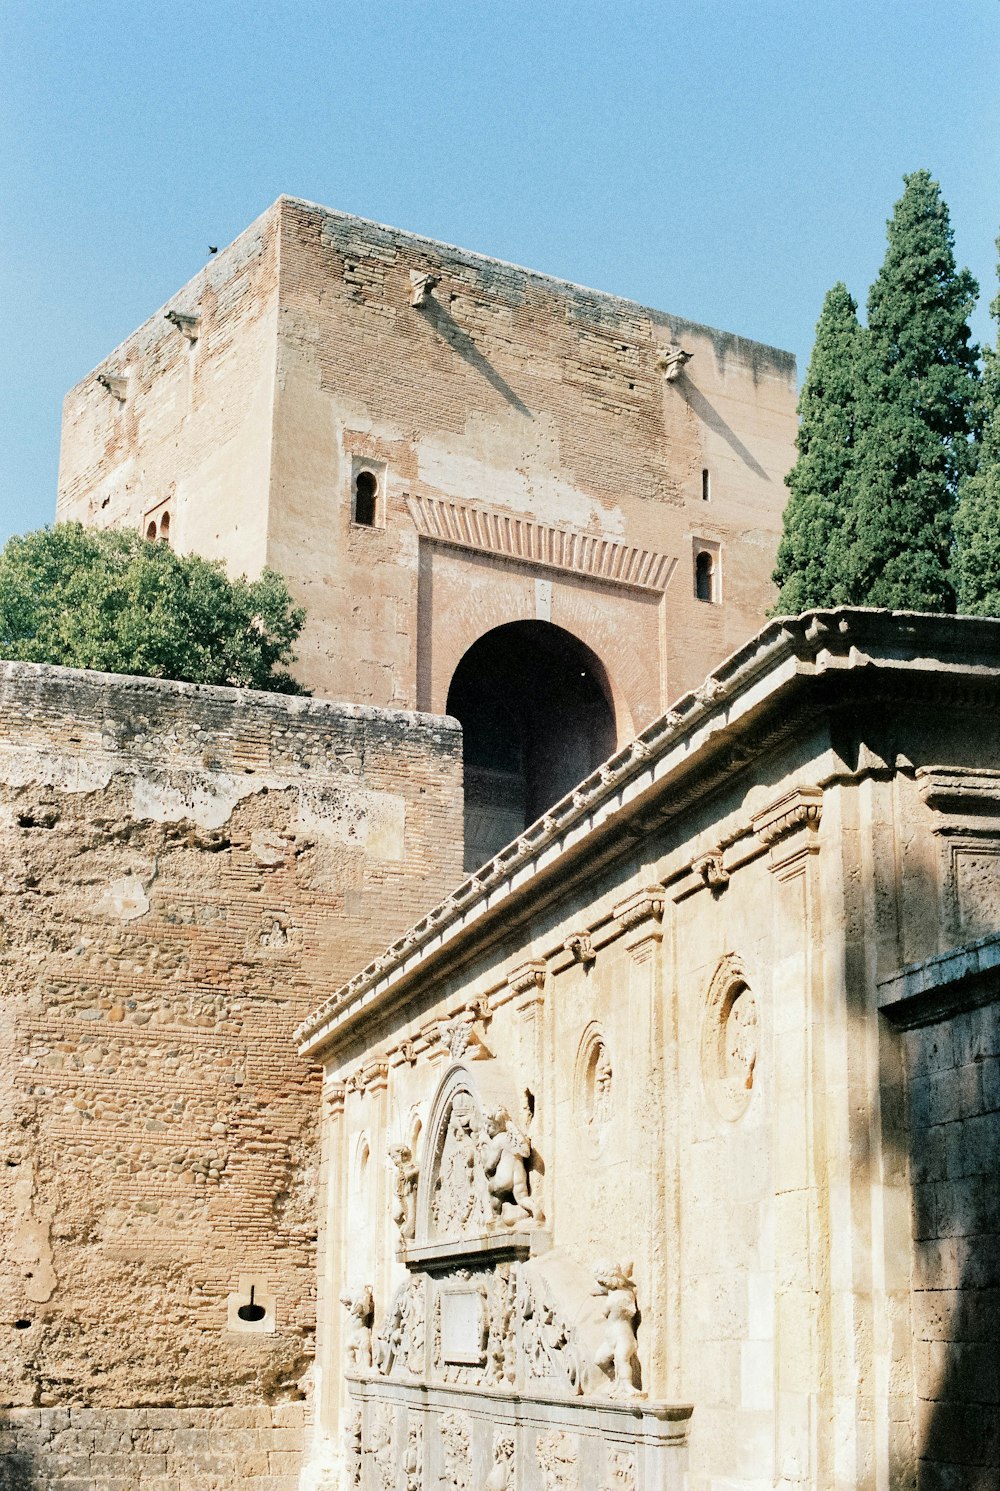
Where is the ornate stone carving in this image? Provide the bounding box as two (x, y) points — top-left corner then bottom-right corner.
(368, 1402), (395, 1491)
(97, 372), (128, 402)
(691, 852), (729, 893)
(403, 1418), (423, 1491)
(409, 269), (440, 307)
(536, 1430), (580, 1491)
(702, 955), (758, 1121)
(164, 308), (200, 341)
(518, 1270), (582, 1395)
(340, 1286), (373, 1371)
(752, 785), (822, 877)
(564, 932), (596, 967)
(484, 1265), (518, 1387)
(432, 1090), (491, 1236)
(486, 1435), (515, 1491)
(592, 1043), (613, 1128)
(592, 1261), (642, 1397)
(439, 1411), (471, 1491)
(655, 345), (693, 380)
(374, 1277), (424, 1376)
(343, 1406), (362, 1491)
(507, 960), (546, 997)
(601, 1449), (637, 1491)
(390, 1143), (419, 1241)
(612, 887), (665, 934)
(441, 1014), (491, 1062)
(479, 1107), (540, 1226)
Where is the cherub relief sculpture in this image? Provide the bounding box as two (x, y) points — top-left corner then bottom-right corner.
(478, 1106), (540, 1226)
(591, 1260), (642, 1397)
(339, 1285), (374, 1371)
(486, 1436), (515, 1491)
(389, 1142), (419, 1241)
(725, 987), (758, 1093)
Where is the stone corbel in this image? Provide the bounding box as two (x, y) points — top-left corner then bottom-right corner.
(164, 308), (201, 341)
(409, 269), (440, 308)
(655, 345), (693, 381)
(347, 1059), (389, 1095)
(97, 372), (128, 402)
(507, 960), (546, 998)
(752, 785), (822, 879)
(322, 1081), (346, 1117)
(563, 932), (597, 968)
(691, 851), (730, 895)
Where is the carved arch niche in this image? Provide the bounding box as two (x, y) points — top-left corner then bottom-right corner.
(413, 1061), (543, 1256)
(574, 1022), (613, 1153)
(700, 953), (760, 1122)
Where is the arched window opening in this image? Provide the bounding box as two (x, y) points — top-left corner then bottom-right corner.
(159, 510), (171, 541)
(145, 521), (157, 541)
(354, 470), (378, 527)
(446, 621), (618, 873)
(695, 550), (715, 603)
(702, 468), (711, 502)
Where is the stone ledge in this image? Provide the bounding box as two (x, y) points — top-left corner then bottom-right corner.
(878, 932), (1000, 1028)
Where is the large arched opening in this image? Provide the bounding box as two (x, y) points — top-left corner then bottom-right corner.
(446, 621), (619, 873)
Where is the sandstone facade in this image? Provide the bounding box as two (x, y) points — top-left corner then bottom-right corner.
(56, 199), (796, 865)
(298, 611), (1000, 1491)
(0, 662), (463, 1487)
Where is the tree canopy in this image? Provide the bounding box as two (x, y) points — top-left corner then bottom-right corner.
(773, 171), (982, 615)
(0, 523), (308, 693)
(954, 237), (1000, 615)
(772, 282), (863, 613)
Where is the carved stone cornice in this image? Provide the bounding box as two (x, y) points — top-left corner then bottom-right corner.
(752, 785), (822, 877)
(507, 960), (546, 997)
(917, 766), (1000, 819)
(405, 492), (676, 593)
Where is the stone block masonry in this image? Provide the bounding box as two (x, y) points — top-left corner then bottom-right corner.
(0, 660), (463, 1486)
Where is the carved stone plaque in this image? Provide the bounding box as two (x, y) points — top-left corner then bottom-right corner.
(439, 1284), (487, 1366)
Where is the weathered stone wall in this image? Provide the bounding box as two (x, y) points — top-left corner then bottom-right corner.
(0, 661), (462, 1485)
(0, 1403), (306, 1491)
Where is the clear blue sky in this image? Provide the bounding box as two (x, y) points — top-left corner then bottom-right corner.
(2, 0), (998, 547)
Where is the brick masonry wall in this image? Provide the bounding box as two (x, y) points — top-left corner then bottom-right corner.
(906, 995), (1000, 1489)
(0, 661), (462, 1486)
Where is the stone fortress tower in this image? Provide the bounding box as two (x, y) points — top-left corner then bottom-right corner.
(57, 197), (797, 870)
(0, 201), (797, 1489)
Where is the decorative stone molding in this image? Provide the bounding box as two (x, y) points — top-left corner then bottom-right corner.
(405, 493), (676, 593)
(346, 1060), (389, 1095)
(701, 954), (758, 1123)
(164, 308), (200, 341)
(322, 1081), (346, 1117)
(507, 960), (546, 997)
(917, 766), (1000, 821)
(752, 785), (822, 878)
(97, 372), (128, 402)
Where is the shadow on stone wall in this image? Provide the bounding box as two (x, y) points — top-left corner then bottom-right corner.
(0, 1413), (40, 1491)
(880, 952), (1000, 1489)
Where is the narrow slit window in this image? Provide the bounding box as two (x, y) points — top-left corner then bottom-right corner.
(695, 550), (715, 603)
(354, 470), (378, 527)
(702, 469), (711, 501)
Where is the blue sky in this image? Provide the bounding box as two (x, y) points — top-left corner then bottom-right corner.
(2, 0), (998, 547)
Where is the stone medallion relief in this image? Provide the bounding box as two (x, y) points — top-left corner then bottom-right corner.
(576, 1024), (613, 1149)
(701, 954), (759, 1121)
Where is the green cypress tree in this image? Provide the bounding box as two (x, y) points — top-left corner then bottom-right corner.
(772, 282), (864, 612)
(954, 236), (1000, 614)
(838, 171), (980, 611)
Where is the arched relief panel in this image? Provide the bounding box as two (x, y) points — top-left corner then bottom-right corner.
(573, 1021), (614, 1155)
(700, 953), (760, 1123)
(414, 1060), (539, 1249)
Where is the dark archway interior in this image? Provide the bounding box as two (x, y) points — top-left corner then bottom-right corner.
(446, 621), (618, 873)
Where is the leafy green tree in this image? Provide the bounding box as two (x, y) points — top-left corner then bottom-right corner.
(838, 170), (980, 611)
(772, 282), (864, 612)
(0, 523), (308, 693)
(954, 236), (1000, 614)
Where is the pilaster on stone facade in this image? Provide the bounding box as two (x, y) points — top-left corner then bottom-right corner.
(752, 785), (823, 880)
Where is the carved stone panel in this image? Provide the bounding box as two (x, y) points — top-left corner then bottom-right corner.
(702, 955), (758, 1121)
(440, 1282), (488, 1366)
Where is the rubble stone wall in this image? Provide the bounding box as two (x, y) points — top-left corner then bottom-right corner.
(0, 660), (462, 1486)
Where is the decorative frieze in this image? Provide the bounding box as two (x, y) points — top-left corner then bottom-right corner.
(406, 493), (676, 592)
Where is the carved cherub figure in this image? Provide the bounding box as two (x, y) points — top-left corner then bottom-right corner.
(478, 1106), (539, 1226)
(592, 1260), (642, 1397)
(486, 1436), (515, 1491)
(389, 1141), (419, 1241)
(339, 1285), (374, 1371)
